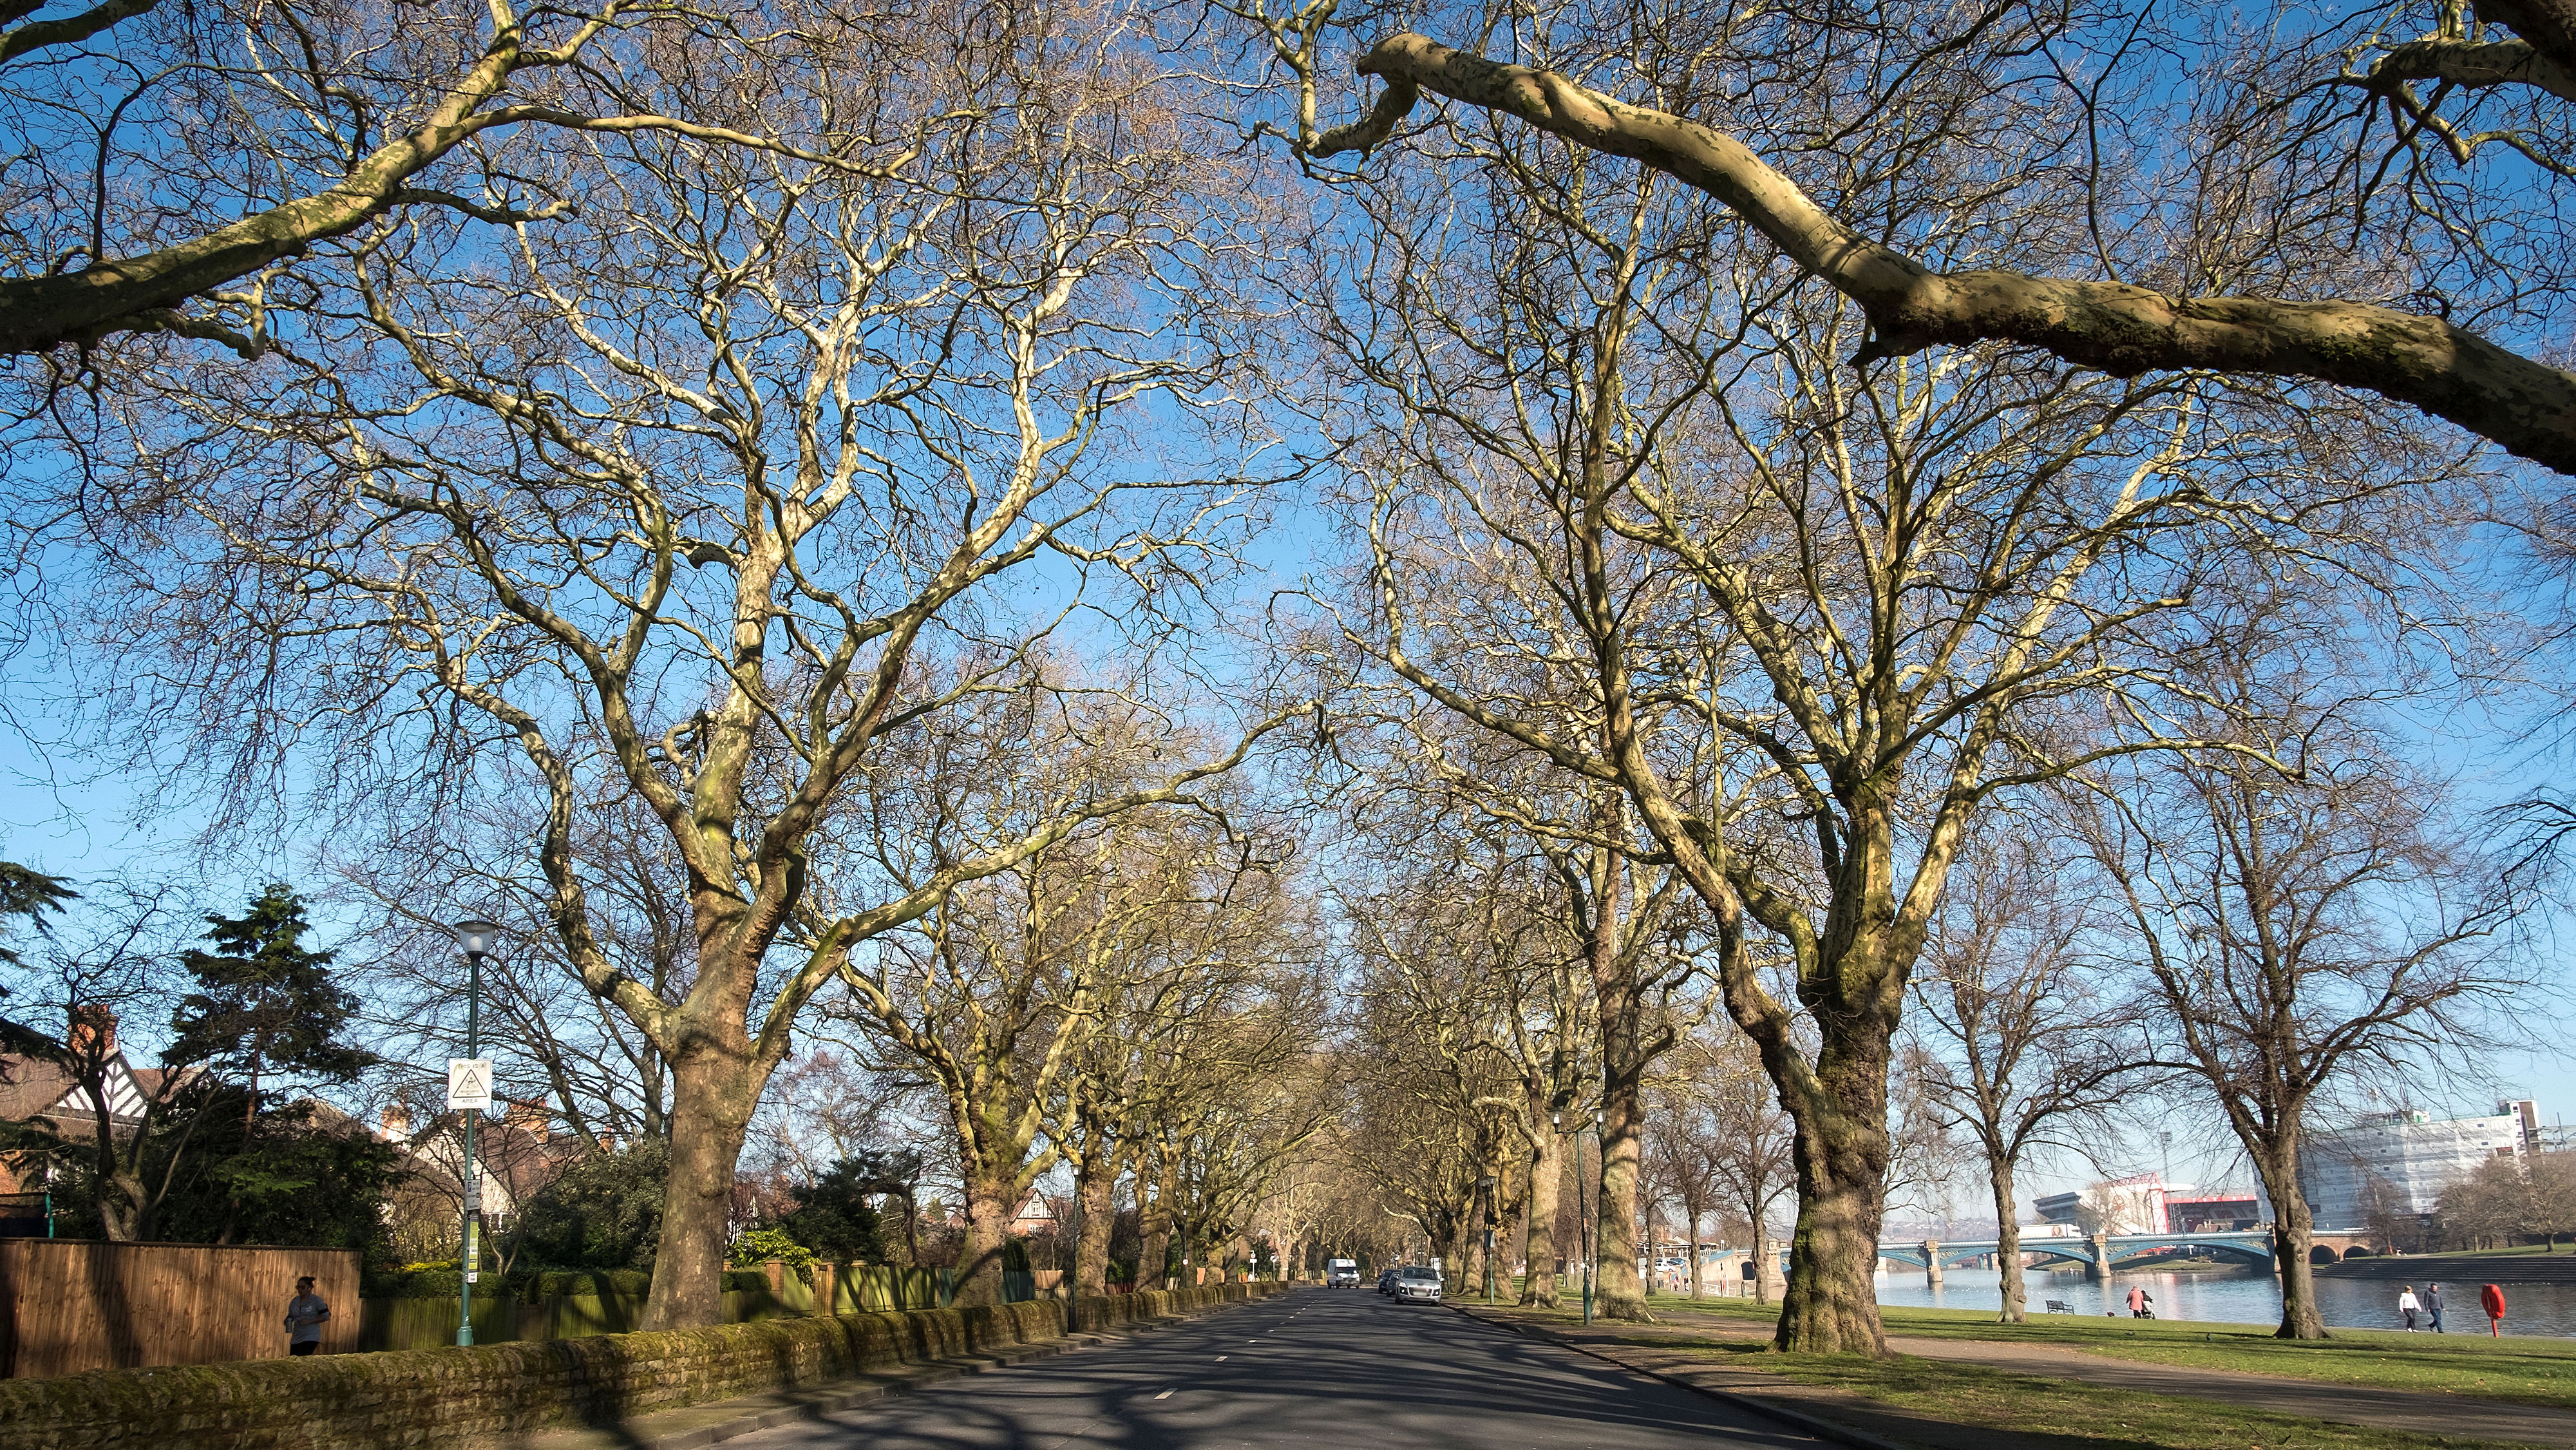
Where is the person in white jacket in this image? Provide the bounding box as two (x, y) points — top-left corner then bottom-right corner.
(2398, 1285), (2423, 1331)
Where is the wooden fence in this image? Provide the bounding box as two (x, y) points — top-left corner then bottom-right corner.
(0, 1238), (362, 1378)
(5, 1246), (1027, 1368)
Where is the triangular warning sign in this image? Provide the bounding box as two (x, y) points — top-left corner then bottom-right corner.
(448, 1058), (494, 1111)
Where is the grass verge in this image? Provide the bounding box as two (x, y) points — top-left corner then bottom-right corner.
(1488, 1303), (2559, 1450)
(1631, 1295), (2576, 1410)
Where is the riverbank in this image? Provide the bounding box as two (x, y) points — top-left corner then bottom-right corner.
(1466, 1302), (2572, 1450)
(2322, 1250), (2576, 1283)
(1874, 1259), (2576, 1331)
(1645, 1296), (2576, 1411)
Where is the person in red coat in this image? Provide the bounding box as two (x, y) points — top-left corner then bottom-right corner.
(2480, 1283), (2507, 1337)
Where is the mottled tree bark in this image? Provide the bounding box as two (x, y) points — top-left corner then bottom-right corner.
(1072, 1143), (1119, 1298)
(1771, 1027), (1894, 1354)
(2481, 0), (2576, 74)
(956, 1167), (1018, 1307)
(1588, 846), (1653, 1322)
(1137, 1165), (1173, 1290)
(646, 1042), (760, 1331)
(1519, 1092), (1564, 1307)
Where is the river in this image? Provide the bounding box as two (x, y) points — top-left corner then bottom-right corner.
(1870, 1263), (2576, 1335)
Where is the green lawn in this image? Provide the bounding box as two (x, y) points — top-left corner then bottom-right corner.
(1703, 1339), (2552, 1450)
(2340, 1246), (2570, 1261)
(1484, 1301), (2564, 1450)
(1634, 1295), (2576, 1411)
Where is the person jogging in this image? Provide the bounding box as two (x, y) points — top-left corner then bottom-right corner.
(283, 1276), (331, 1356)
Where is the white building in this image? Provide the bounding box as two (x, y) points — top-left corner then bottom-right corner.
(2298, 1101), (2538, 1230)
(2032, 1172), (2181, 1235)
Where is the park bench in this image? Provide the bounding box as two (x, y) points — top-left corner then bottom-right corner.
(2044, 1299), (2074, 1313)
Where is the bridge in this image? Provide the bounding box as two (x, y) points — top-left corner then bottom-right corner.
(1874, 1229), (2371, 1282)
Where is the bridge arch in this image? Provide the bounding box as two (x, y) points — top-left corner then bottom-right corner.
(2104, 1239), (2274, 1270)
(2019, 1246), (2097, 1270)
(2309, 1246), (2341, 1265)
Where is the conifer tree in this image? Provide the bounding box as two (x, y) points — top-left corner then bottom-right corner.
(169, 885), (374, 1116)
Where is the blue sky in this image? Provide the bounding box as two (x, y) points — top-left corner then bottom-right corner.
(12, 674), (2566, 1212)
(3, 428), (2568, 1213)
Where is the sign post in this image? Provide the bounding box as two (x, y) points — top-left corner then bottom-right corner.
(447, 1058), (494, 1112)
(444, 918), (500, 1347)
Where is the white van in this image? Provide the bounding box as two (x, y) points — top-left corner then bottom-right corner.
(1325, 1257), (1360, 1286)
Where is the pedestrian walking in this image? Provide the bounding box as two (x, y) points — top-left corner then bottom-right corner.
(2126, 1284), (2154, 1319)
(283, 1275), (330, 1357)
(2424, 1283), (2445, 1333)
(2481, 1283), (2506, 1337)
(2397, 1285), (2421, 1331)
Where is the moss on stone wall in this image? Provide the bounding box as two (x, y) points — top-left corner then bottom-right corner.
(0, 1278), (1279, 1449)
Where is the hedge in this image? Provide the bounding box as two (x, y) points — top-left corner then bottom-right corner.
(0, 1281), (1282, 1449)
(363, 1267), (699, 1301)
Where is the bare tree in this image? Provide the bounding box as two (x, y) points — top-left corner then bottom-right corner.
(0, 880), (206, 1239)
(2439, 1150), (2576, 1251)
(336, 790), (695, 1152)
(2077, 655), (2529, 1339)
(52, 1), (1299, 1328)
(1908, 828), (2134, 1321)
(1048, 850), (1318, 1297)
(1340, 682), (1699, 1321)
(1157, 1040), (1336, 1283)
(1258, 1), (2576, 473)
(1681, 1030), (1795, 1302)
(1647, 1042), (1728, 1299)
(0, 0), (892, 356)
(832, 735), (1303, 1305)
(1278, 17), (2438, 1342)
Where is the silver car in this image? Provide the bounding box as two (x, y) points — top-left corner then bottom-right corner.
(1393, 1264), (1443, 1303)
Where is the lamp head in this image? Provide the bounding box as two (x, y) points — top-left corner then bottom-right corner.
(449, 919), (503, 958)
(1551, 1111), (1563, 1131)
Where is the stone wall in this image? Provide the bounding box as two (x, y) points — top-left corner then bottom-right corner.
(0, 1283), (1280, 1449)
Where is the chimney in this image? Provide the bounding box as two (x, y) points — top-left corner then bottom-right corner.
(382, 1104), (413, 1141)
(66, 1006), (117, 1058)
(504, 1101), (551, 1144)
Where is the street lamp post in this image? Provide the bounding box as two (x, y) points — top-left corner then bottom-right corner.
(1480, 1174), (1497, 1304)
(448, 919), (500, 1348)
(1553, 1111), (1601, 1325)
(1586, 1111), (1600, 1324)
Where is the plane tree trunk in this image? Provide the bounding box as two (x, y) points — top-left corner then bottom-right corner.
(1519, 1096), (1564, 1307)
(1991, 1158), (2027, 1323)
(1072, 1141), (1119, 1298)
(645, 1027), (765, 1331)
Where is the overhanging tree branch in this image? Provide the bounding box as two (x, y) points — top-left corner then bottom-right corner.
(1309, 32), (2576, 475)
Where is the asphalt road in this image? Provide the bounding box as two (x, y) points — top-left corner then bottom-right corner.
(718, 1285), (1833, 1450)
